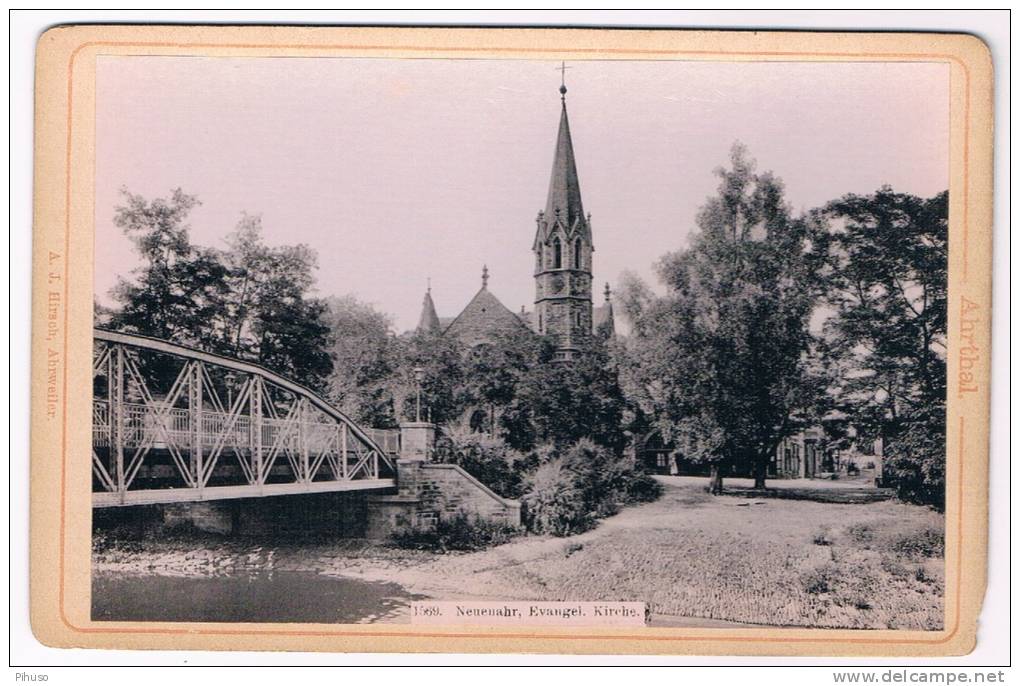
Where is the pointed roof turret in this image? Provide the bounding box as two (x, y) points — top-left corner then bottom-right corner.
(594, 282), (616, 339)
(416, 283), (441, 334)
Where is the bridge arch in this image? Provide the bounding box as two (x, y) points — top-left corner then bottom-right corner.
(92, 329), (398, 507)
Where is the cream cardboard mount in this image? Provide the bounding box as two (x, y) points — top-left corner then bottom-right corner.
(29, 25), (993, 656)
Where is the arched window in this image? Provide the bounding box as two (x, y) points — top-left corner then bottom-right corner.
(553, 238), (562, 269)
(574, 239), (582, 269)
(538, 312), (543, 332)
(537, 244), (543, 269)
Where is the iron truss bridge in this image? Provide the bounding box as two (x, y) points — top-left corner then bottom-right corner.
(92, 329), (400, 507)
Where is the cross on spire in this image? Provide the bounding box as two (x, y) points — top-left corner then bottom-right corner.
(557, 61), (571, 98)
(481, 264), (489, 289)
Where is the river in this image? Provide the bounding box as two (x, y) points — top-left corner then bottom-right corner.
(92, 570), (424, 623)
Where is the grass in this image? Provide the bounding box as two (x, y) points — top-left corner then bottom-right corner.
(408, 477), (945, 630)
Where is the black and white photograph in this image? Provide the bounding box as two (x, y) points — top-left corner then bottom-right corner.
(85, 53), (952, 631)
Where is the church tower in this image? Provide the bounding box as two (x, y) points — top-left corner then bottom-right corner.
(532, 76), (593, 361)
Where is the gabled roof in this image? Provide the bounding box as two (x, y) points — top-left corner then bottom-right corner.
(443, 286), (530, 347)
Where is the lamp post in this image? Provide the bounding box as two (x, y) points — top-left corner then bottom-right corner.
(412, 367), (425, 423)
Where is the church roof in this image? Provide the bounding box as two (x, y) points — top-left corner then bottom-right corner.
(593, 282), (615, 337)
(443, 282), (530, 347)
(545, 99), (584, 229)
(593, 303), (614, 334)
(537, 91), (589, 245)
(416, 288), (441, 333)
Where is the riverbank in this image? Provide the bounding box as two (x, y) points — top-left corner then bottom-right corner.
(94, 476), (945, 629)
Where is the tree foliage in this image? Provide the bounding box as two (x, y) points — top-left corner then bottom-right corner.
(323, 295), (400, 427)
(105, 188), (334, 390)
(620, 144), (825, 491)
(821, 188), (948, 507)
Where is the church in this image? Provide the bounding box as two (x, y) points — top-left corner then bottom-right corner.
(414, 79), (614, 360)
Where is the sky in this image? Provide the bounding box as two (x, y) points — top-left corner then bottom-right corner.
(95, 56), (950, 332)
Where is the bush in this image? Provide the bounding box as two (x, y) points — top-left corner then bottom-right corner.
(391, 512), (520, 553)
(434, 431), (532, 499)
(621, 472), (664, 504)
(800, 562), (839, 595)
(812, 527), (834, 546)
(883, 406), (946, 510)
(846, 523), (875, 546)
(522, 458), (595, 536)
(890, 525), (945, 560)
(522, 440), (660, 536)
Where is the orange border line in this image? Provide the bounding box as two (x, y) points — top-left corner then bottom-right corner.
(57, 39), (970, 648)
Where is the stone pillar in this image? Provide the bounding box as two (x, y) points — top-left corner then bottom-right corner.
(365, 458), (435, 539)
(399, 422), (436, 462)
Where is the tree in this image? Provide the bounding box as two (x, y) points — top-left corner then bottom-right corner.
(107, 189), (334, 390)
(218, 213), (333, 389)
(108, 188), (230, 348)
(323, 295), (400, 427)
(821, 188), (948, 507)
(461, 328), (548, 438)
(504, 336), (629, 454)
(396, 330), (469, 426)
(622, 144), (824, 492)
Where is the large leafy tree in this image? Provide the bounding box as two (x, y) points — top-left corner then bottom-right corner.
(504, 336), (629, 454)
(622, 144), (824, 492)
(323, 294), (400, 427)
(396, 330), (469, 426)
(106, 189), (334, 390)
(108, 189), (230, 350)
(461, 328), (549, 438)
(821, 188), (948, 507)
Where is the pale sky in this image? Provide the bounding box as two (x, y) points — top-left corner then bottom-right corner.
(95, 56), (949, 332)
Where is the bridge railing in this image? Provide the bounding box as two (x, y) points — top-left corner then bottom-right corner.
(92, 329), (399, 506)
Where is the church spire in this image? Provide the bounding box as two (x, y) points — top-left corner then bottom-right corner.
(533, 70), (595, 361)
(543, 76), (585, 233)
(416, 282), (441, 334)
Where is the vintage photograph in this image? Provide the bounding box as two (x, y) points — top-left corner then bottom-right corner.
(88, 55), (950, 630)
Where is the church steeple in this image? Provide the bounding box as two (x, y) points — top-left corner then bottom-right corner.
(416, 282), (441, 334)
(532, 70), (594, 361)
(542, 92), (586, 236)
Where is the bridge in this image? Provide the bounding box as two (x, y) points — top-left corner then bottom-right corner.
(92, 329), (400, 508)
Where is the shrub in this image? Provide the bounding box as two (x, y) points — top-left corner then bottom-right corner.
(880, 554), (911, 578)
(800, 562), (839, 595)
(522, 440), (660, 536)
(890, 525), (945, 560)
(522, 459), (594, 536)
(391, 512), (520, 553)
(883, 406), (946, 510)
(622, 472), (664, 504)
(812, 527), (834, 546)
(846, 523), (875, 546)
